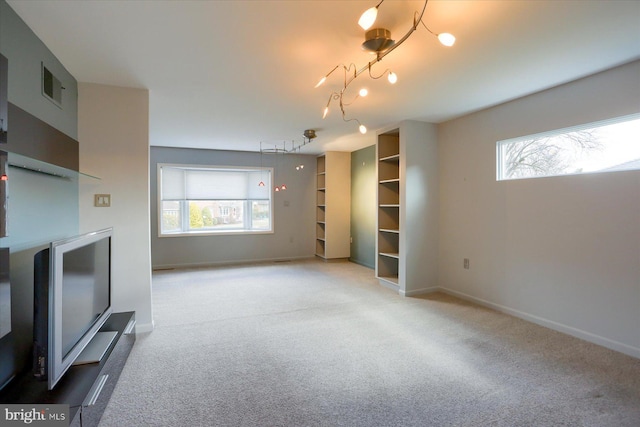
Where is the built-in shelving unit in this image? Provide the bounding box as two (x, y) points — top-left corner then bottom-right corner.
(315, 152), (351, 260)
(374, 121), (439, 296)
(376, 132), (400, 285)
(316, 155), (326, 258)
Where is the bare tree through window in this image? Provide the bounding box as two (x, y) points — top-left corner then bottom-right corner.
(498, 116), (640, 180)
(502, 130), (603, 179)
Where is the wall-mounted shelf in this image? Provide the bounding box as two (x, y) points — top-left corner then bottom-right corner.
(5, 152), (100, 181)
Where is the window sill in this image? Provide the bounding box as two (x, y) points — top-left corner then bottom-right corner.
(159, 229), (274, 238)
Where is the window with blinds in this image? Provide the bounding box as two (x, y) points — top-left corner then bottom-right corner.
(158, 164), (273, 236)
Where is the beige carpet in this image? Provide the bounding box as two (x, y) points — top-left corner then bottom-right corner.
(99, 259), (640, 426)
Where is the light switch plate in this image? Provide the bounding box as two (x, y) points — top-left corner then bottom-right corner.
(94, 194), (111, 207)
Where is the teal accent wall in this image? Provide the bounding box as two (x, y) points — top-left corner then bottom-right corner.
(350, 145), (375, 269)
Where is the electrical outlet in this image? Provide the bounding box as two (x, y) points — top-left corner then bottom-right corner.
(464, 258), (470, 269)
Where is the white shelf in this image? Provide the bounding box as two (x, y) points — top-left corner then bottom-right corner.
(379, 228), (400, 234)
(379, 252), (399, 259)
(379, 154), (400, 162)
(378, 276), (399, 285)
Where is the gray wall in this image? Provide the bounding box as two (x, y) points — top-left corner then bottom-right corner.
(350, 145), (376, 269)
(0, 1), (77, 139)
(438, 60), (640, 358)
(151, 147), (317, 268)
(0, 0), (79, 387)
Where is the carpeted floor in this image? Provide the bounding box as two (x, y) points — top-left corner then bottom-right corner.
(99, 259), (640, 426)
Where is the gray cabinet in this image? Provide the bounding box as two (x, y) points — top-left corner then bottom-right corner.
(0, 312), (136, 427)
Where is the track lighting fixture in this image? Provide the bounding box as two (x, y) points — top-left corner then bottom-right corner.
(315, 0), (455, 134)
(257, 130), (317, 188)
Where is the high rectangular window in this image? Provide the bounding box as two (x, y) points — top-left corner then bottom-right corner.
(497, 114), (640, 181)
(158, 164), (272, 236)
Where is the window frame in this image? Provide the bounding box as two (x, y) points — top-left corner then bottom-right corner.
(496, 113), (640, 181)
(157, 163), (274, 237)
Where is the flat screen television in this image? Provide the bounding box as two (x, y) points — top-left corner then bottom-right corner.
(33, 228), (113, 390)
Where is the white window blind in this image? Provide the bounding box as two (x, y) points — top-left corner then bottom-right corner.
(158, 164), (272, 236)
(161, 168), (271, 200)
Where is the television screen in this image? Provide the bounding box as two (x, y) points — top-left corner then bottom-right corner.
(61, 237), (110, 358)
(33, 228), (113, 390)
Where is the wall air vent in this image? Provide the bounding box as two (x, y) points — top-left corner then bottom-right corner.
(42, 63), (63, 108)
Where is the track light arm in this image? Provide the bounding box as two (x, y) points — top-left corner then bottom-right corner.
(317, 0), (444, 134)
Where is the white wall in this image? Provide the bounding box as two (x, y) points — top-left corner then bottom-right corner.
(437, 60), (640, 358)
(150, 147), (317, 268)
(78, 83), (154, 333)
(400, 121), (439, 296)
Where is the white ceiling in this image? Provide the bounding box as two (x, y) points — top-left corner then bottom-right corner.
(6, 0), (640, 154)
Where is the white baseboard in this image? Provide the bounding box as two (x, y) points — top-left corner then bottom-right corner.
(377, 278), (400, 293)
(400, 286), (439, 297)
(438, 287), (640, 359)
(152, 255), (315, 271)
(134, 320), (155, 334)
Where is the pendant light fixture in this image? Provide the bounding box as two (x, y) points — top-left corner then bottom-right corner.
(315, 0), (455, 134)
(258, 141), (266, 187)
(358, 1), (383, 31)
(279, 141), (287, 191)
(273, 142), (280, 192)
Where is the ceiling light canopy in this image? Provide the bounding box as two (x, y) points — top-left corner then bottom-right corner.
(362, 28), (395, 53)
(315, 0), (455, 134)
